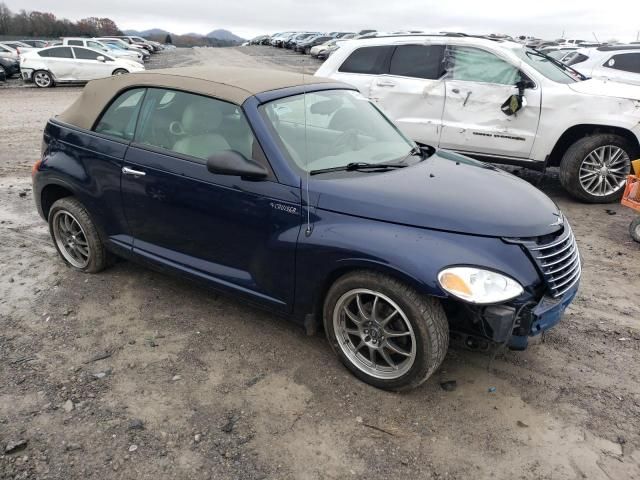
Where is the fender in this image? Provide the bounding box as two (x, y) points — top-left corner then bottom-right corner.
(293, 208), (542, 325)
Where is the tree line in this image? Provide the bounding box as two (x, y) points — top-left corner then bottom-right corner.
(0, 2), (121, 38)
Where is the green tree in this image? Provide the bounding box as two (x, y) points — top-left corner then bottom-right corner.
(164, 33), (172, 44)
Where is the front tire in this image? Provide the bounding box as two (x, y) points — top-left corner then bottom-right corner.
(559, 134), (634, 203)
(112, 68), (129, 75)
(323, 271), (449, 391)
(33, 70), (53, 88)
(48, 197), (109, 273)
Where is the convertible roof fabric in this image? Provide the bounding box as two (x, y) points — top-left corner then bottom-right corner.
(57, 66), (338, 130)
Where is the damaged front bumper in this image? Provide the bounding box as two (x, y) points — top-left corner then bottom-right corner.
(446, 282), (579, 351)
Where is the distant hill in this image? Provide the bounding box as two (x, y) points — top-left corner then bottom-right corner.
(123, 28), (171, 37)
(123, 27), (244, 46)
(206, 29), (244, 42)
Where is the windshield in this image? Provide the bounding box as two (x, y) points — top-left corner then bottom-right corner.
(513, 49), (583, 83)
(261, 90), (416, 173)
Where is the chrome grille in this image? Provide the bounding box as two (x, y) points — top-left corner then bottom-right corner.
(508, 224), (581, 298)
(530, 225), (581, 297)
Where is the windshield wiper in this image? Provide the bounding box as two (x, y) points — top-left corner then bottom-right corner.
(310, 162), (408, 176)
(529, 48), (588, 81)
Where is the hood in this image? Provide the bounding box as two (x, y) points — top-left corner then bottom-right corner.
(567, 77), (640, 101)
(312, 151), (562, 238)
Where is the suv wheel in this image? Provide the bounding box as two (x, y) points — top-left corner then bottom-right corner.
(323, 271), (449, 391)
(559, 133), (633, 203)
(33, 70), (53, 88)
(48, 197), (109, 273)
(112, 68), (128, 75)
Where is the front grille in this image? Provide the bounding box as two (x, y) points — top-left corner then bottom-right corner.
(507, 224), (581, 298)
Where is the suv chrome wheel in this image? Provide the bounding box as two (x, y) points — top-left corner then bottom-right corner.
(52, 210), (91, 268)
(333, 289), (416, 380)
(579, 145), (630, 197)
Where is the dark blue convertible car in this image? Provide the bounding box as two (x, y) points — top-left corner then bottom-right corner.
(33, 67), (581, 390)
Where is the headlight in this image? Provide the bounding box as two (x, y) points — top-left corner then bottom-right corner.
(437, 267), (523, 304)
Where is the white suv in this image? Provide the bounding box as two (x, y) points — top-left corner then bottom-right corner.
(316, 35), (640, 203)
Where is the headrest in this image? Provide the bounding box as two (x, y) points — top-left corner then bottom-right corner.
(181, 101), (223, 134)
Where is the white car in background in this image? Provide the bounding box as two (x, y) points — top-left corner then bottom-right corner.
(94, 37), (151, 61)
(565, 46), (640, 85)
(21, 45), (144, 88)
(0, 43), (18, 60)
(0, 40), (36, 56)
(316, 35), (640, 202)
(61, 38), (144, 63)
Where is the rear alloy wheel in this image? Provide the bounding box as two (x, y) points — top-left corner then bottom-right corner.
(33, 70), (53, 88)
(48, 197), (109, 273)
(112, 68), (128, 76)
(324, 271), (449, 391)
(559, 134), (633, 203)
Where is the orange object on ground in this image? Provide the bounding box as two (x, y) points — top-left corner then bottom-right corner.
(621, 174), (640, 211)
(632, 159), (640, 175)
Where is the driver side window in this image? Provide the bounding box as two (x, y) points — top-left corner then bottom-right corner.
(134, 88), (258, 163)
(445, 46), (521, 85)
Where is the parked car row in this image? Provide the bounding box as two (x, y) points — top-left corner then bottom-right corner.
(248, 30), (379, 59)
(0, 34), (169, 86)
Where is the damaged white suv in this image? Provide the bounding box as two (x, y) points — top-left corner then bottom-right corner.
(316, 35), (640, 202)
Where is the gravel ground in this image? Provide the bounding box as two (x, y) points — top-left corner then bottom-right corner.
(1, 47), (639, 480)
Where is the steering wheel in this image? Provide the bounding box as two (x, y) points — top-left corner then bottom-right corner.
(331, 128), (361, 155)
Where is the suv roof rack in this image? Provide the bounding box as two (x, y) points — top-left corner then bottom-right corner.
(359, 32), (505, 42)
(596, 45), (640, 52)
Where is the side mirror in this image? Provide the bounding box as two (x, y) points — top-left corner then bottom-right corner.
(501, 94), (524, 116)
(206, 151), (268, 180)
(96, 55), (106, 62)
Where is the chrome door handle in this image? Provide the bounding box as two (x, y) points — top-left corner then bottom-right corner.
(122, 166), (146, 177)
(451, 88), (460, 94)
(376, 80), (396, 87)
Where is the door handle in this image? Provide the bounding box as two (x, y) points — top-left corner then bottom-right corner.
(376, 80), (396, 87)
(122, 166), (146, 177)
(451, 88), (460, 94)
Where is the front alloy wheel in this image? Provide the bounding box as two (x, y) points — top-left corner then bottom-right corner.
(333, 289), (417, 379)
(324, 271), (449, 390)
(560, 133), (633, 203)
(579, 145), (630, 197)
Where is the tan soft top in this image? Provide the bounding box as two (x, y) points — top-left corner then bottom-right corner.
(57, 66), (339, 130)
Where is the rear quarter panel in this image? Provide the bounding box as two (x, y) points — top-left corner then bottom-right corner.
(36, 120), (130, 247)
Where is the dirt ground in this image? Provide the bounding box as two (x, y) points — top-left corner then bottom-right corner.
(1, 46), (639, 480)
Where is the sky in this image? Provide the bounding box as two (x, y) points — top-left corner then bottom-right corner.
(6, 0), (640, 42)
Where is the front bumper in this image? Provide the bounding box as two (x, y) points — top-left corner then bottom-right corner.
(445, 281), (579, 351)
(508, 283), (579, 349)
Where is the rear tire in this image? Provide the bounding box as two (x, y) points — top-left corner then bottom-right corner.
(33, 70), (53, 88)
(559, 133), (634, 203)
(323, 271), (449, 391)
(48, 197), (109, 273)
(630, 217), (640, 243)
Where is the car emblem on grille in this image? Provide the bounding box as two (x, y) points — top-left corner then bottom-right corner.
(550, 212), (564, 227)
